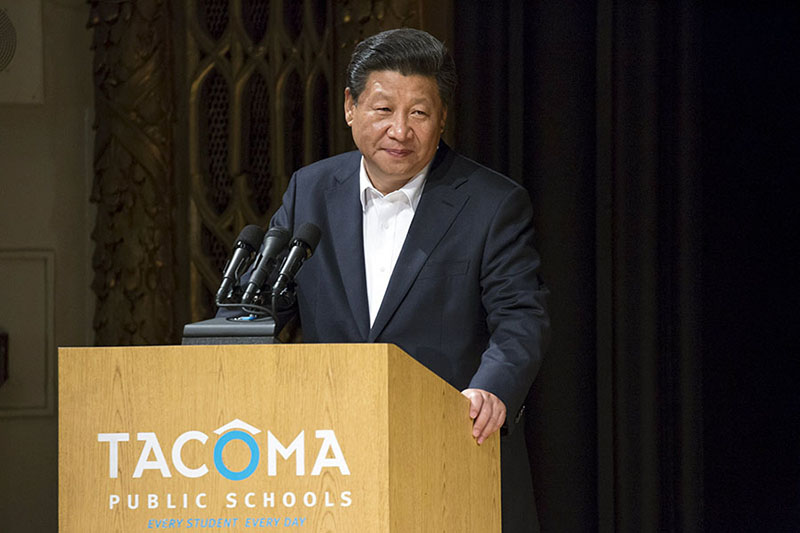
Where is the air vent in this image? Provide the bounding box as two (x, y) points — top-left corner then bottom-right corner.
(0, 1), (43, 103)
(0, 8), (17, 72)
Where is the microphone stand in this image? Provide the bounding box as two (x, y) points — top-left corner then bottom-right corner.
(181, 291), (282, 346)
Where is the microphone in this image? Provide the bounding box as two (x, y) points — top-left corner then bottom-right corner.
(216, 225), (264, 303)
(241, 226), (292, 304)
(271, 223), (322, 299)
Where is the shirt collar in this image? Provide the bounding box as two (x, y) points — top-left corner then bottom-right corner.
(358, 157), (431, 212)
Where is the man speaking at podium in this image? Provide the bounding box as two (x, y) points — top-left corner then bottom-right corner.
(266, 29), (548, 531)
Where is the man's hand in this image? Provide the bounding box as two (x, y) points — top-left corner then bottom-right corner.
(461, 388), (506, 445)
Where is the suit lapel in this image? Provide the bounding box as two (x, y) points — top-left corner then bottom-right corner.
(368, 145), (468, 342)
(325, 159), (370, 340)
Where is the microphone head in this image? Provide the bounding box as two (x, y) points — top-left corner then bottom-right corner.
(237, 224), (265, 252)
(293, 223), (321, 255)
(265, 226), (292, 247)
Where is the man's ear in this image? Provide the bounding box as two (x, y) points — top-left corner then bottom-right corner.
(440, 106), (448, 132)
(344, 88), (355, 126)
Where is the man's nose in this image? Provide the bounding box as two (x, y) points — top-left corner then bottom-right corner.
(387, 114), (412, 140)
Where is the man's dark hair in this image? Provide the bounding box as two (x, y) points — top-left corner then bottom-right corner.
(346, 28), (457, 108)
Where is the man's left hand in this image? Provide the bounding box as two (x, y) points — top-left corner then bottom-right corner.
(461, 388), (506, 445)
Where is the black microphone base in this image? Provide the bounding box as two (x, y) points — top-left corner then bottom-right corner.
(181, 316), (275, 345)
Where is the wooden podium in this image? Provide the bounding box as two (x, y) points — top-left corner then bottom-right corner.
(58, 344), (501, 532)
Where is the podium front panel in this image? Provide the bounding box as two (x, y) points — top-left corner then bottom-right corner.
(59, 344), (390, 532)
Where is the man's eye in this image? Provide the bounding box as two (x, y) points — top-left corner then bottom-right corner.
(412, 110), (428, 117)
(376, 107), (391, 112)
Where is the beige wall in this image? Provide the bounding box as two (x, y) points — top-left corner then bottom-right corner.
(0, 0), (93, 530)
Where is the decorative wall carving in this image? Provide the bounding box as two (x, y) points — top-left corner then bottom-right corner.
(88, 0), (176, 345)
(182, 0), (338, 321)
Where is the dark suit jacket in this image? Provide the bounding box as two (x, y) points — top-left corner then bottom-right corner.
(269, 142), (549, 531)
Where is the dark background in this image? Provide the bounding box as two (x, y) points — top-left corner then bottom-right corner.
(451, 2), (798, 531)
(700, 5), (798, 530)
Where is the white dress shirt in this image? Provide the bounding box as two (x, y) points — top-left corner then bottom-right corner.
(359, 157), (430, 327)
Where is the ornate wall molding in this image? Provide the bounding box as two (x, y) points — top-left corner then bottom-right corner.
(182, 0), (338, 321)
(0, 249), (54, 416)
(88, 0), (176, 345)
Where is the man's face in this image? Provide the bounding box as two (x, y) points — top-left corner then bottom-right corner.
(344, 70), (446, 192)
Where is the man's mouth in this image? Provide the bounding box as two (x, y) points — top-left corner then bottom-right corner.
(383, 148), (412, 157)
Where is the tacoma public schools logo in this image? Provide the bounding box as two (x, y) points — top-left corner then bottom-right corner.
(97, 419), (350, 481)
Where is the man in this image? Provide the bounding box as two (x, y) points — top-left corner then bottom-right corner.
(267, 29), (548, 531)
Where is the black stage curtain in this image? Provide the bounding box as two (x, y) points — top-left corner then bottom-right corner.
(453, 2), (798, 531)
(700, 5), (800, 531)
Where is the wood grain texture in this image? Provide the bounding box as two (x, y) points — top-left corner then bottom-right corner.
(386, 345), (501, 532)
(59, 344), (499, 531)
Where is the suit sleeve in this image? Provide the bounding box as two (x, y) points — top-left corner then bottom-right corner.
(266, 172), (302, 332)
(467, 185), (550, 429)
(269, 171), (297, 232)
